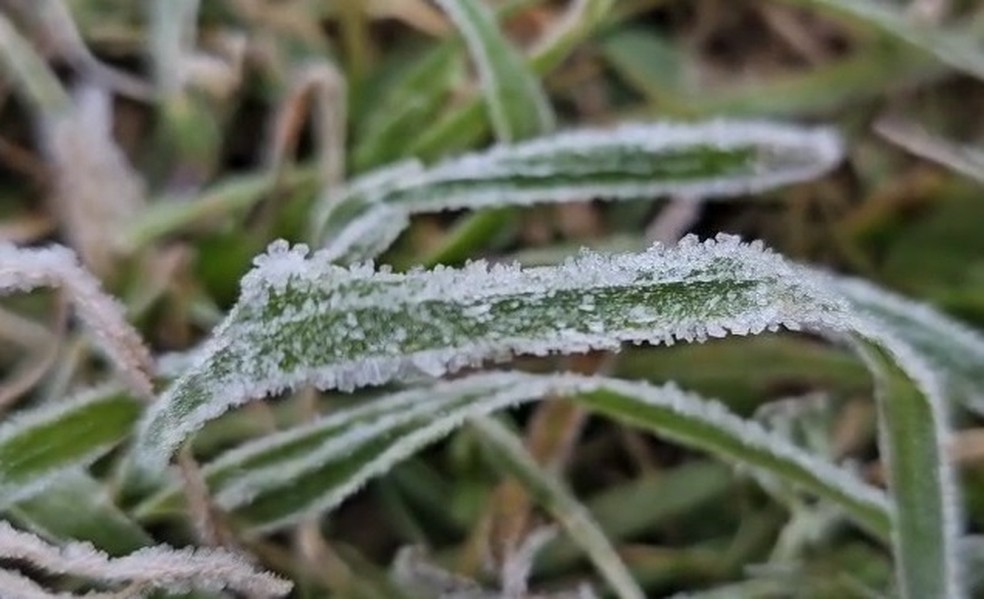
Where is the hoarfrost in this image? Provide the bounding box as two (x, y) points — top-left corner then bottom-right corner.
(311, 120), (843, 259)
(0, 520), (291, 597)
(133, 234), (858, 474)
(164, 371), (889, 538)
(0, 385), (138, 508)
(0, 243), (154, 398)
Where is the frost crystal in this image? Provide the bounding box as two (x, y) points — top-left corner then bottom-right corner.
(134, 234), (854, 474)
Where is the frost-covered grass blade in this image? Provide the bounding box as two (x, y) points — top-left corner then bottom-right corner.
(853, 341), (961, 599)
(0, 520), (291, 597)
(132, 234), (855, 476)
(311, 120), (843, 262)
(835, 276), (984, 415)
(137, 372), (890, 545)
(0, 387), (141, 508)
(7, 470), (152, 556)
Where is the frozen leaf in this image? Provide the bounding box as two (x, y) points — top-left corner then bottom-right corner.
(0, 386), (141, 508)
(0, 520), (291, 597)
(311, 120), (843, 262)
(38, 84), (147, 277)
(138, 371), (890, 543)
(834, 275), (984, 414)
(0, 243), (154, 398)
(132, 234), (854, 476)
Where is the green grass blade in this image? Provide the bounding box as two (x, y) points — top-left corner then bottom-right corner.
(853, 341), (960, 599)
(136, 372), (890, 541)
(131, 234), (853, 476)
(470, 417), (645, 599)
(0, 12), (70, 115)
(836, 276), (984, 415)
(6, 470), (152, 556)
(0, 387), (142, 508)
(311, 121), (843, 262)
(352, 45), (463, 172)
(408, 0), (613, 159)
(772, 0), (984, 81)
(434, 0), (554, 142)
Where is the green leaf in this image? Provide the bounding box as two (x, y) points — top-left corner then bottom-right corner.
(407, 0), (613, 159)
(352, 45), (463, 172)
(0, 387), (142, 508)
(836, 276), (984, 415)
(310, 121), (843, 262)
(434, 0), (554, 142)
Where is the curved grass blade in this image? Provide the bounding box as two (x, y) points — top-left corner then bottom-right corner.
(131, 234), (854, 476)
(835, 276), (984, 415)
(851, 340), (961, 599)
(470, 417), (645, 599)
(434, 0), (554, 142)
(0, 387), (141, 508)
(352, 45), (463, 171)
(137, 372), (891, 544)
(311, 120), (843, 261)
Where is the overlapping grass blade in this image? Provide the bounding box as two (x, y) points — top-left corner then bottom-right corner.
(136, 372), (890, 544)
(131, 234), (855, 475)
(772, 0), (984, 81)
(311, 121), (843, 262)
(0, 387), (141, 508)
(471, 417), (645, 599)
(835, 276), (984, 415)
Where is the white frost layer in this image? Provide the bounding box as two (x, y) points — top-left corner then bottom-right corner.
(0, 386), (134, 508)
(133, 234), (858, 474)
(312, 119), (843, 256)
(0, 243), (154, 398)
(0, 520), (291, 597)
(199, 371), (890, 536)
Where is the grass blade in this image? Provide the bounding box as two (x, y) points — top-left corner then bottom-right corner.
(6, 470), (152, 556)
(836, 276), (984, 415)
(852, 341), (960, 599)
(137, 372), (890, 542)
(131, 234), (853, 476)
(311, 120), (843, 261)
(772, 0), (984, 81)
(434, 0), (554, 142)
(0, 387), (141, 508)
(470, 417), (645, 599)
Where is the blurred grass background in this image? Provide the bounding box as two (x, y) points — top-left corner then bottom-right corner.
(0, 0), (982, 596)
